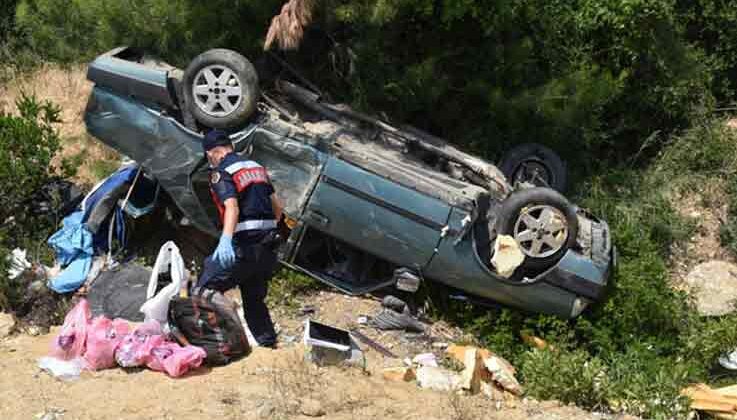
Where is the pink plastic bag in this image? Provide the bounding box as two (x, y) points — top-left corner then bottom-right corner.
(114, 321), (164, 368)
(50, 299), (91, 360)
(146, 342), (207, 377)
(84, 317), (130, 370)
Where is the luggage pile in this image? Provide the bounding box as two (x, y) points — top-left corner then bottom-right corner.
(42, 241), (250, 379)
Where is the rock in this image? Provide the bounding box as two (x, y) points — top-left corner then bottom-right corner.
(382, 367), (416, 382)
(685, 261), (737, 316)
(299, 398), (325, 417)
(416, 366), (462, 392)
(491, 235), (525, 278)
(459, 347), (485, 394)
(256, 401), (275, 419)
(446, 344), (493, 363)
(484, 355), (523, 396)
(481, 381), (505, 400)
(412, 352), (438, 367)
(0, 313), (15, 339)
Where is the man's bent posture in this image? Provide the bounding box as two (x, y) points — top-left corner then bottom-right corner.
(196, 129), (282, 348)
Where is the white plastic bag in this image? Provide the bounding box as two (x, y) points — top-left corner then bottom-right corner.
(140, 241), (184, 326)
(38, 357), (84, 381)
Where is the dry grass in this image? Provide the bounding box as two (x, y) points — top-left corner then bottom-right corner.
(266, 350), (326, 415)
(447, 393), (475, 420)
(264, 0), (316, 51)
(0, 64), (120, 186)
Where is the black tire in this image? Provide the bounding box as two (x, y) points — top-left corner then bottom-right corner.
(496, 187), (578, 271)
(499, 143), (567, 193)
(183, 49), (259, 129)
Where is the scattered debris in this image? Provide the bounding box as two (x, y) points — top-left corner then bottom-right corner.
(521, 332), (552, 351)
(0, 312), (15, 339)
(416, 366), (462, 392)
(720, 349), (737, 370)
(6, 248), (32, 280)
(304, 320), (364, 366)
(349, 329), (397, 358)
(35, 408), (67, 420)
(368, 295), (426, 333)
(412, 352), (439, 367)
(298, 304), (317, 316)
(37, 357), (84, 381)
(459, 347), (485, 394)
(382, 366), (416, 382)
(446, 344), (492, 362)
(371, 307), (424, 332)
(681, 383), (737, 417)
(394, 268), (422, 292)
(684, 261), (737, 316)
(382, 295), (408, 312)
(491, 235), (525, 278)
(484, 355), (523, 396)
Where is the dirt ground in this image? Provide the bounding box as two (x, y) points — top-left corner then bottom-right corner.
(0, 320), (632, 420)
(669, 179), (736, 287)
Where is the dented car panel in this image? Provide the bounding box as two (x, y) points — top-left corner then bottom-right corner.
(85, 87), (214, 234)
(84, 47), (616, 318)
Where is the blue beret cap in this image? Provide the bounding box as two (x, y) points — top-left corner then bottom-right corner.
(202, 129), (231, 152)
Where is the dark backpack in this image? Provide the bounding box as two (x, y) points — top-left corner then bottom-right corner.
(167, 287), (251, 365)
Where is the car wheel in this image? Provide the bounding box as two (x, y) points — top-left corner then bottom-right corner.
(183, 49), (259, 129)
(497, 187), (578, 271)
(499, 143), (567, 193)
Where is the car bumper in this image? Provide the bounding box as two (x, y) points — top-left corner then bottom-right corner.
(424, 207), (614, 318)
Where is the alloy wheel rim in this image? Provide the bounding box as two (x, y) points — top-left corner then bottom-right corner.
(512, 204), (568, 258)
(192, 65), (243, 117)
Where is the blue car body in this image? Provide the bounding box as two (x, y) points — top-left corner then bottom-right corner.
(84, 47), (614, 318)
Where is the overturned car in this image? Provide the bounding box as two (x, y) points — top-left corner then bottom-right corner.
(84, 47), (614, 318)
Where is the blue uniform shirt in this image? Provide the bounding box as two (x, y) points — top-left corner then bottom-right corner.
(209, 153), (276, 241)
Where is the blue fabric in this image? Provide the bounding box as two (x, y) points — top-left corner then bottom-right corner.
(47, 211), (94, 293)
(213, 233), (235, 268)
(81, 166), (138, 221)
(82, 165), (137, 251)
(49, 257), (92, 294)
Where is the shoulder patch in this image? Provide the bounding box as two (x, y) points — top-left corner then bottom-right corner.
(210, 171), (221, 184)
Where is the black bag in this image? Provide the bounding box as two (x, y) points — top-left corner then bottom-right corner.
(168, 287), (251, 365)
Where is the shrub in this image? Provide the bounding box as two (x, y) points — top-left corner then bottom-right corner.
(428, 118), (737, 418)
(11, 0), (732, 167)
(0, 94), (62, 311)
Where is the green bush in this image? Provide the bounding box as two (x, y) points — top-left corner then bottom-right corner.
(14, 0), (284, 66)
(427, 118), (737, 418)
(0, 94), (62, 311)
(12, 0), (735, 167)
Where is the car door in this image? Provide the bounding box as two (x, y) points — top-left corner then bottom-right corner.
(302, 157), (452, 272)
(240, 126), (326, 219)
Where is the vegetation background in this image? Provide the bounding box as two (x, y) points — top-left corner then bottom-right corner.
(2, 0), (737, 417)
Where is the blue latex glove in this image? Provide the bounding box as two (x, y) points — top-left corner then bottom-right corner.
(212, 234), (235, 268)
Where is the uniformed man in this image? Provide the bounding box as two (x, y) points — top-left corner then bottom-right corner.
(196, 129), (282, 348)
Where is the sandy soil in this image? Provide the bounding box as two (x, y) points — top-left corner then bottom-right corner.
(0, 325), (633, 420)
